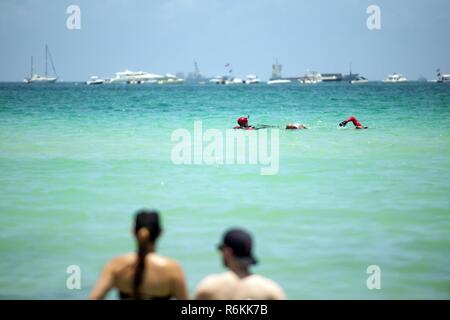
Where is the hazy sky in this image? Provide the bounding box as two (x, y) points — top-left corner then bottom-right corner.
(1, 0), (449, 81)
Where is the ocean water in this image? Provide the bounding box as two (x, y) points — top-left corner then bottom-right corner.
(0, 82), (449, 299)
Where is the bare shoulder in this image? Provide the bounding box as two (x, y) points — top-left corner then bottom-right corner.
(194, 273), (233, 299)
(152, 255), (182, 269)
(246, 275), (286, 299)
(195, 274), (225, 299)
(197, 273), (222, 287)
(194, 274), (218, 299)
(107, 253), (135, 270)
(148, 254), (185, 279)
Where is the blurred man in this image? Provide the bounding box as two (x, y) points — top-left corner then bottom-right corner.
(194, 228), (286, 300)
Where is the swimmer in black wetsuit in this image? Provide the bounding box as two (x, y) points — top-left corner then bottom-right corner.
(89, 209), (187, 300)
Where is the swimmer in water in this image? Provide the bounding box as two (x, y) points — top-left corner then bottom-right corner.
(234, 117), (256, 130)
(234, 117), (306, 130)
(339, 116), (368, 129)
(285, 123), (307, 130)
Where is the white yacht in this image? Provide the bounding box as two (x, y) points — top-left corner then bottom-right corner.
(157, 73), (185, 84)
(225, 78), (244, 85)
(244, 75), (260, 84)
(298, 72), (322, 84)
(109, 70), (163, 84)
(436, 69), (450, 83)
(383, 73), (407, 83)
(350, 76), (369, 84)
(86, 76), (105, 85)
(24, 45), (58, 83)
(209, 76), (226, 84)
(267, 79), (291, 85)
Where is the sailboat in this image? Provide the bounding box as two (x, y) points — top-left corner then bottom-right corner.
(24, 44), (58, 83)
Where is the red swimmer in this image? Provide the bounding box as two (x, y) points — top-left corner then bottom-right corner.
(339, 116), (368, 129)
(234, 117), (256, 130)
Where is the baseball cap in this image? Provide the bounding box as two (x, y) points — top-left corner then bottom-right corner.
(217, 228), (258, 265)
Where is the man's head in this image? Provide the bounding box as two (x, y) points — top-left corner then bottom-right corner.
(218, 228), (258, 269)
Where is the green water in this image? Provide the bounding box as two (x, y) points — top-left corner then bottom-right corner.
(0, 82), (449, 299)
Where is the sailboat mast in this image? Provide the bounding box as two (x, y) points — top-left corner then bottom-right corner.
(46, 45), (57, 77)
(45, 44), (48, 76)
(194, 60), (199, 77)
(30, 56), (33, 78)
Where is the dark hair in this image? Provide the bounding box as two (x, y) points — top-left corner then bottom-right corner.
(133, 209), (162, 299)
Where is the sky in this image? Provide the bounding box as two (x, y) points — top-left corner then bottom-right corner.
(0, 0), (449, 81)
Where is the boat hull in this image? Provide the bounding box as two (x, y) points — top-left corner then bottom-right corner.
(24, 77), (58, 84)
(267, 79), (291, 85)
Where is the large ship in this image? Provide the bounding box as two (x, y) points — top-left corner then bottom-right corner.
(24, 44), (58, 83)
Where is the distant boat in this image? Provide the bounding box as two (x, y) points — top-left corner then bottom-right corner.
(436, 69), (450, 83)
(244, 75), (261, 84)
(209, 76), (226, 84)
(267, 59), (291, 84)
(208, 75), (244, 84)
(109, 70), (163, 84)
(157, 73), (185, 84)
(350, 76), (369, 84)
(267, 79), (291, 85)
(86, 76), (105, 85)
(225, 78), (244, 85)
(383, 73), (407, 83)
(321, 73), (342, 82)
(298, 71), (322, 84)
(24, 44), (58, 83)
(343, 62), (360, 82)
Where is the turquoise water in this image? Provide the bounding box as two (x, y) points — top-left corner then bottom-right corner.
(0, 82), (449, 299)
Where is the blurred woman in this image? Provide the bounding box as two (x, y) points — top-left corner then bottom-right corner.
(90, 209), (187, 300)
